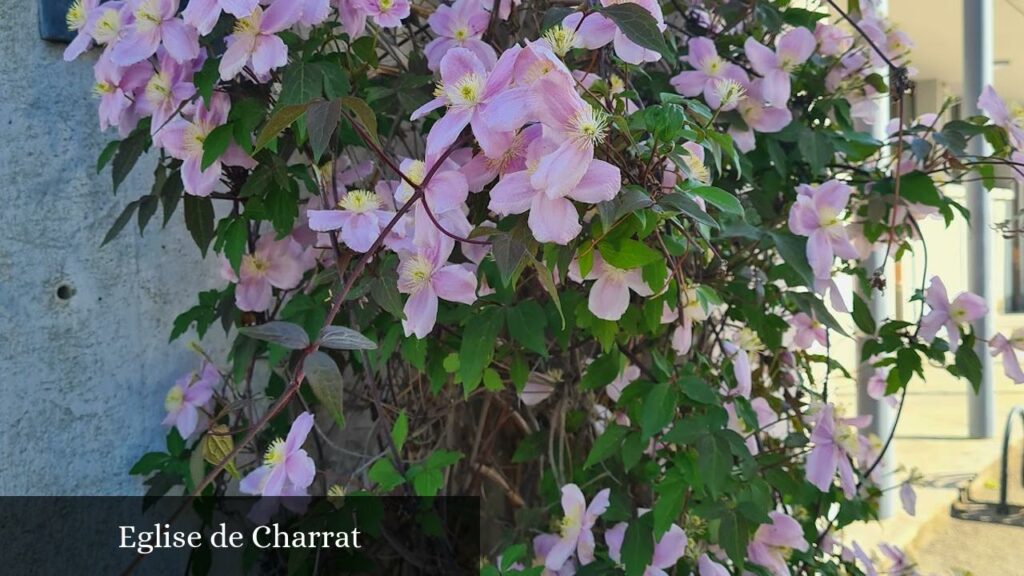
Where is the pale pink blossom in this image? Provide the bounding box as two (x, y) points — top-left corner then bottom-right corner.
(989, 329), (1024, 384)
(307, 189), (396, 253)
(978, 84), (1024, 148)
(744, 27), (816, 106)
(562, 0), (667, 65)
(92, 53), (151, 132)
(569, 253), (654, 322)
(222, 233), (310, 312)
(488, 133), (620, 244)
(806, 404), (871, 499)
(918, 277), (987, 354)
(109, 0), (200, 66)
(360, 0), (410, 28)
(161, 93), (256, 197)
(63, 0), (101, 61)
(397, 207), (478, 338)
(183, 0), (259, 35)
(219, 1), (302, 81)
(162, 362), (219, 438)
(239, 412), (317, 497)
(747, 511), (809, 576)
(424, 0), (496, 71)
(671, 37), (749, 109)
(605, 364), (640, 402)
(544, 484), (610, 570)
(787, 180), (859, 280)
(790, 312), (827, 349)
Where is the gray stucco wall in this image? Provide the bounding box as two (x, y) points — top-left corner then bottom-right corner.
(0, 1), (223, 494)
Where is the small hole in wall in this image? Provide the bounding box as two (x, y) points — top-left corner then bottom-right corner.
(56, 283), (76, 301)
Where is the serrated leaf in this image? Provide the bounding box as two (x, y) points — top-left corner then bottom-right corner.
(183, 195), (215, 256)
(688, 185), (744, 217)
(303, 351), (345, 428)
(459, 308), (504, 394)
(368, 459), (404, 491)
(599, 4), (673, 61)
(102, 199), (140, 246)
(239, 321), (310, 349)
(255, 103), (310, 152)
(621, 515), (654, 576)
(319, 325), (378, 350)
(193, 56), (219, 106)
(599, 238), (662, 270)
(307, 99), (342, 162)
(341, 96), (379, 145)
(507, 301), (548, 355)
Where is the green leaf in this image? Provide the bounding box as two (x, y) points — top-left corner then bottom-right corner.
(306, 99), (342, 162)
(97, 140), (119, 173)
(102, 199), (140, 246)
(183, 195), (215, 256)
(599, 4), (673, 61)
(798, 129), (834, 175)
(368, 459), (405, 491)
(641, 382), (676, 440)
(319, 325), (378, 350)
(688, 186), (744, 217)
(112, 127), (150, 193)
(239, 321), (311, 349)
(459, 308), (505, 394)
(492, 228), (532, 287)
(392, 410), (409, 452)
(697, 433), (732, 497)
(717, 511), (747, 566)
(278, 60), (325, 106)
(852, 294), (877, 335)
(130, 452), (169, 476)
(680, 376), (718, 405)
(193, 56), (219, 106)
(341, 96), (379, 145)
(598, 239), (662, 270)
(769, 231), (815, 288)
(621, 514), (654, 576)
(580, 353), (621, 390)
(220, 217), (248, 273)
(530, 255), (565, 328)
(507, 301), (548, 356)
(955, 342), (983, 393)
(255, 103), (310, 152)
(201, 123), (234, 170)
(303, 351), (345, 428)
(584, 424), (630, 469)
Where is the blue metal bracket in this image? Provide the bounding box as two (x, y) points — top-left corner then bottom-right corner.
(38, 0), (76, 43)
(997, 405), (1024, 514)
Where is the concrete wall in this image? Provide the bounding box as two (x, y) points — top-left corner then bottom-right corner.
(0, 0), (222, 494)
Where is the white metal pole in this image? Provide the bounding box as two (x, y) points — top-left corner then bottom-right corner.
(855, 0), (895, 519)
(965, 0), (995, 439)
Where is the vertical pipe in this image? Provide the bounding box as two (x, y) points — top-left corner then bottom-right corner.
(855, 0), (895, 519)
(965, 0), (995, 439)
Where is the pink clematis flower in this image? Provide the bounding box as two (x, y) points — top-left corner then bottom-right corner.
(397, 208), (478, 338)
(488, 133), (620, 244)
(747, 511), (809, 576)
(162, 93), (256, 197)
(697, 554), (729, 576)
(137, 51), (197, 143)
(787, 180), (859, 280)
(92, 53), (151, 132)
(162, 362), (219, 438)
(806, 404), (870, 499)
(307, 189), (396, 253)
(239, 412), (317, 497)
(412, 47), (518, 159)
(530, 534), (577, 575)
(669, 286), (709, 355)
(424, 0), (497, 71)
(606, 521), (687, 576)
(569, 253), (654, 322)
(529, 72), (610, 199)
(918, 277), (987, 354)
(562, 1), (666, 64)
(519, 378), (556, 406)
(222, 233), (310, 312)
(814, 22), (853, 57)
(335, 0), (368, 38)
(544, 484), (610, 570)
(393, 156), (470, 217)
(219, 1), (302, 81)
(790, 312), (828, 349)
(63, 0), (102, 61)
(182, 0), (259, 35)
(978, 85), (1024, 148)
(360, 0), (411, 28)
(744, 27), (816, 106)
(109, 0), (200, 66)
(990, 329), (1024, 384)
(670, 37), (749, 110)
